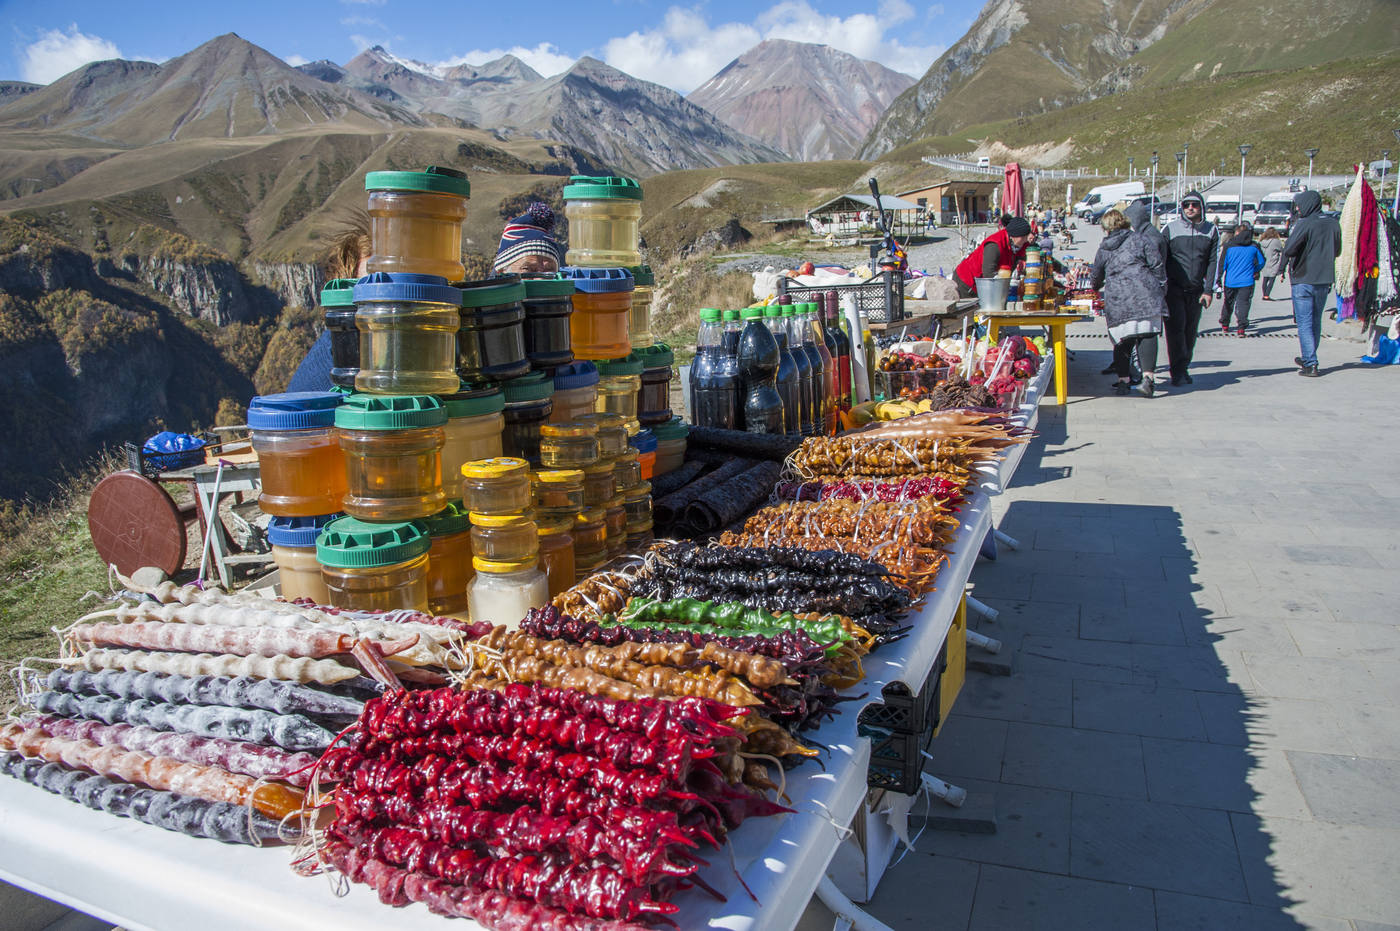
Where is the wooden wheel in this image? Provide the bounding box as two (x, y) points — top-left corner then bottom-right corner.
(87, 471), (188, 577)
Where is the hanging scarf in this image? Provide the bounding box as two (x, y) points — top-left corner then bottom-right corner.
(1378, 213), (1397, 307)
(1336, 166), (1365, 299)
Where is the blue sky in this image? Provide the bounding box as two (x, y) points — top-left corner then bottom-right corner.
(1, 0), (983, 94)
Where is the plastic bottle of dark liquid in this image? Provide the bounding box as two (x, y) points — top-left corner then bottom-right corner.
(762, 305), (800, 435)
(825, 292), (852, 411)
(781, 305), (814, 436)
(690, 308), (737, 429)
(805, 302), (836, 434)
(737, 306), (783, 434)
(721, 309), (743, 430)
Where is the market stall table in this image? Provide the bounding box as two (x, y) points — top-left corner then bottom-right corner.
(980, 313), (1085, 405)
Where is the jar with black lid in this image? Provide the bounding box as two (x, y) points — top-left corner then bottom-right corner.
(521, 274), (576, 369)
(454, 274), (530, 381)
(321, 278), (360, 389)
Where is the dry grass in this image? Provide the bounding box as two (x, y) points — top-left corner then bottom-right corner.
(652, 261), (758, 361)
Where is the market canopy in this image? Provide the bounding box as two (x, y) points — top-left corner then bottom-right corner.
(808, 193), (921, 214)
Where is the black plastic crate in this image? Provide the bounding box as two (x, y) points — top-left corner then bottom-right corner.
(857, 639), (947, 735)
(777, 271), (905, 325)
(862, 725), (934, 795)
(124, 433), (214, 478)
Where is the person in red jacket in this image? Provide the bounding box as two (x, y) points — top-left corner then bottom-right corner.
(953, 217), (1033, 298)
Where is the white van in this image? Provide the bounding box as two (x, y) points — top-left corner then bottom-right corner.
(1254, 193), (1297, 233)
(1073, 181), (1146, 218)
(1206, 199), (1240, 227)
(976, 156), (992, 168)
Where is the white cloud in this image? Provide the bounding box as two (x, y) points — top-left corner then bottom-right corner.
(601, 1), (943, 94)
(350, 35), (375, 53)
(926, 4), (946, 20)
(19, 24), (136, 84)
(436, 43), (576, 77)
(283, 53), (310, 67)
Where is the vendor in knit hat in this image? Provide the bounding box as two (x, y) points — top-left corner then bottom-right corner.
(952, 217), (1035, 299)
(494, 202), (565, 274)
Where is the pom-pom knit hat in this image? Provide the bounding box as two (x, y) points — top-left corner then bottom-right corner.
(494, 202), (565, 273)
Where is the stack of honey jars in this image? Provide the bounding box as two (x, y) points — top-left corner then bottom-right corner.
(460, 458), (547, 627)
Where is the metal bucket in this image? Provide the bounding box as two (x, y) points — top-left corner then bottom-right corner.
(975, 277), (1012, 313)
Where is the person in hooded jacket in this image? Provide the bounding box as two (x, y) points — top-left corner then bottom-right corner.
(1283, 191), (1342, 376)
(1161, 191), (1219, 385)
(1214, 222), (1267, 335)
(1100, 202), (1167, 381)
(1259, 228), (1285, 300)
(1091, 209), (1167, 397)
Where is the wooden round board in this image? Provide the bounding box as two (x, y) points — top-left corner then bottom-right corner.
(87, 471), (188, 577)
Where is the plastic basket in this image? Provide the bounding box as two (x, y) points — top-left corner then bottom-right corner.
(858, 640), (946, 735)
(862, 726), (935, 795)
(777, 271), (905, 325)
(124, 434), (213, 478)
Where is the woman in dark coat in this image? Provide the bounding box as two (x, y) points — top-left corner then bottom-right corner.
(1092, 209), (1168, 397)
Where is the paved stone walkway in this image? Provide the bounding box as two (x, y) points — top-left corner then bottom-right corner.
(801, 296), (1400, 930)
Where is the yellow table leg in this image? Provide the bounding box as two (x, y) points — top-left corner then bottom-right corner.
(1051, 323), (1068, 404)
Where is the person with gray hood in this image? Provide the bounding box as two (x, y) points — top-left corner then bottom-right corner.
(1283, 190), (1342, 377)
(1161, 191), (1219, 386)
(1091, 208), (1167, 397)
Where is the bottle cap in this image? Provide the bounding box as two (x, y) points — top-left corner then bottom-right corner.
(458, 274), (527, 308)
(551, 361), (600, 390)
(631, 428), (657, 453)
(352, 272), (461, 306)
(320, 279), (358, 308)
(699, 308), (721, 322)
(540, 422), (599, 438)
(533, 469), (584, 483)
(247, 391), (343, 430)
(441, 384), (505, 419)
(468, 512), (536, 528)
(421, 500), (471, 536)
(742, 307), (764, 320)
(595, 353), (644, 377)
(334, 394), (447, 430)
(627, 264), (655, 286)
(650, 416), (689, 441)
(635, 343), (673, 369)
(316, 517), (431, 568)
(501, 371), (555, 403)
(763, 306), (781, 318)
(472, 556), (540, 573)
(267, 513), (343, 548)
(561, 175), (643, 201)
(521, 273), (577, 298)
(560, 266), (635, 293)
(460, 457), (531, 479)
(723, 309), (739, 321)
(365, 166), (471, 198)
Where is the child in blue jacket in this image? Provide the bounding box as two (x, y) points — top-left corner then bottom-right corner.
(1215, 223), (1266, 334)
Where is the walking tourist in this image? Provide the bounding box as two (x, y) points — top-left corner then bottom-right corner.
(1216, 223), (1266, 335)
(1283, 191), (1343, 377)
(1091, 209), (1167, 398)
(1161, 191), (1219, 386)
(1259, 228), (1285, 299)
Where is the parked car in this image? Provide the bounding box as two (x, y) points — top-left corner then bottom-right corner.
(1074, 181), (1146, 218)
(1205, 199), (1241, 226)
(1254, 194), (1298, 234)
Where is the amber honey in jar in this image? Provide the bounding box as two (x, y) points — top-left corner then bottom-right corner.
(248, 391), (347, 517)
(535, 517), (576, 598)
(581, 461), (616, 507)
(577, 412), (629, 460)
(366, 167), (471, 281)
(562, 267), (633, 361)
(422, 501), (473, 617)
(334, 394), (447, 521)
(573, 506), (608, 559)
(602, 494), (627, 557)
(531, 469), (585, 518)
(610, 449), (642, 490)
(316, 516), (431, 613)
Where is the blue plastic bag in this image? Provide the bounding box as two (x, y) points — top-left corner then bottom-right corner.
(142, 432), (206, 453)
(1361, 335), (1400, 365)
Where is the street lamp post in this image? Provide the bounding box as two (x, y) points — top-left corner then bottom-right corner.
(1381, 149), (1392, 206)
(1304, 148), (1319, 186)
(1128, 156), (1135, 181)
(1150, 152), (1160, 212)
(1175, 152), (1185, 204)
(1183, 143), (1191, 184)
(1237, 144), (1252, 218)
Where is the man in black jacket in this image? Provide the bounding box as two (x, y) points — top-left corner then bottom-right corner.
(1160, 191), (1218, 386)
(1283, 191), (1342, 377)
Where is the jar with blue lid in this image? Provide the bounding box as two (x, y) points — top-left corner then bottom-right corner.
(549, 361), (599, 423)
(353, 272), (462, 396)
(247, 391), (346, 517)
(267, 513), (342, 604)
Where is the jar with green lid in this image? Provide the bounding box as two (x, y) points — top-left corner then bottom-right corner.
(595, 353), (642, 435)
(539, 422), (599, 468)
(635, 343), (673, 427)
(353, 273), (462, 396)
(499, 371), (554, 462)
(535, 517), (576, 598)
(468, 556), (548, 630)
(460, 457), (532, 515)
(335, 394), (447, 521)
(650, 416), (689, 477)
(422, 501), (473, 617)
(577, 412), (629, 459)
(621, 481), (652, 526)
(581, 461), (616, 507)
(366, 166), (471, 281)
(317, 516), (431, 612)
(549, 362), (599, 423)
(267, 513), (341, 605)
(573, 506), (608, 559)
(611, 449), (641, 490)
(321, 279), (360, 390)
(521, 275), (576, 369)
(625, 519), (654, 552)
(562, 175), (643, 269)
(562, 267), (632, 361)
(469, 513), (539, 562)
(602, 494), (627, 558)
(440, 384), (504, 501)
(456, 275), (530, 381)
(628, 264), (655, 349)
(531, 469), (585, 517)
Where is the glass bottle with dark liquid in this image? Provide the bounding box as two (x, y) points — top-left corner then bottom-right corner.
(825, 291), (852, 412)
(781, 305), (814, 436)
(805, 302), (836, 434)
(738, 306), (783, 433)
(689, 308), (737, 429)
(721, 309), (743, 430)
(763, 305), (800, 435)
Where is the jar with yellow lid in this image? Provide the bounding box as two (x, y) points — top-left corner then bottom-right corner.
(459, 458), (532, 515)
(531, 469), (585, 517)
(317, 516), (431, 612)
(602, 494), (627, 558)
(539, 422), (599, 469)
(581, 461), (616, 507)
(573, 506), (607, 560)
(625, 519), (654, 552)
(535, 516), (576, 598)
(573, 547), (609, 582)
(335, 394), (447, 521)
(621, 481), (652, 526)
(611, 450), (642, 491)
(422, 501), (473, 617)
(577, 412), (629, 460)
(468, 556), (548, 629)
(470, 513), (539, 562)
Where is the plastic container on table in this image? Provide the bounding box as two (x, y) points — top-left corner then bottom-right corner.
(321, 279), (360, 390)
(469, 513), (539, 562)
(335, 394), (447, 521)
(603, 494), (628, 558)
(366, 167), (471, 281)
(573, 547), (609, 581)
(521, 275), (576, 369)
(572, 506), (608, 560)
(577, 412), (629, 460)
(621, 480), (652, 526)
(456, 275), (530, 381)
(625, 519), (654, 552)
(422, 501), (473, 617)
(562, 267), (633, 361)
(439, 384), (504, 501)
(539, 422), (599, 469)
(535, 516), (576, 598)
(631, 428), (657, 480)
(594, 353), (643, 435)
(468, 556), (547, 629)
(248, 391), (347, 517)
(353, 273), (462, 396)
(650, 417), (689, 476)
(459, 457), (532, 516)
(611, 449), (641, 490)
(316, 516), (431, 612)
(562, 175), (643, 268)
(267, 513), (341, 604)
(635, 343), (673, 427)
(549, 362), (599, 423)
(628, 264), (655, 349)
(531, 469), (585, 517)
(499, 372), (554, 463)
(581, 461), (617, 507)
